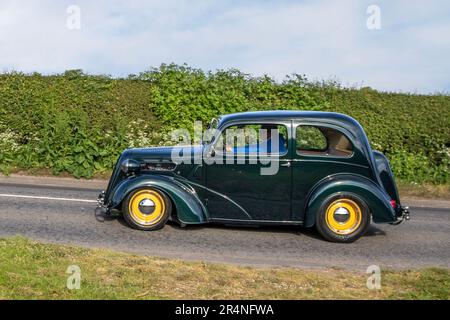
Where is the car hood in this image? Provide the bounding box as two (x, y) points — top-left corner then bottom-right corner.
(104, 145), (203, 203)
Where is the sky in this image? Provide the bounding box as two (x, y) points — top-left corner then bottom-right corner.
(0, 0), (449, 93)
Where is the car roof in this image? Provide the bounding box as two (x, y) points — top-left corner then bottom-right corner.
(218, 110), (363, 135)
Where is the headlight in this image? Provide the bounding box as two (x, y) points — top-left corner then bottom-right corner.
(121, 159), (140, 174)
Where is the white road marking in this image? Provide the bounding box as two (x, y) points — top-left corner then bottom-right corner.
(0, 193), (97, 203)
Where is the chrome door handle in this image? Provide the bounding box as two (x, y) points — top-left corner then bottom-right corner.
(280, 162), (291, 167)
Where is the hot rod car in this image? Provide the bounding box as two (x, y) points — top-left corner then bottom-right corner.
(97, 111), (409, 243)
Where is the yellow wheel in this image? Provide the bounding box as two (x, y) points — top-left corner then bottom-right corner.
(122, 188), (171, 230)
(316, 194), (370, 243)
(325, 199), (362, 235)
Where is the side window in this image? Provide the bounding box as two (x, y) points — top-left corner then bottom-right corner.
(296, 125), (353, 157)
(216, 123), (288, 155)
(296, 126), (327, 151)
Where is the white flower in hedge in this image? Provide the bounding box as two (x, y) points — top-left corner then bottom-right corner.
(126, 119), (165, 148)
(0, 128), (21, 153)
(371, 141), (382, 150)
(436, 146), (450, 161)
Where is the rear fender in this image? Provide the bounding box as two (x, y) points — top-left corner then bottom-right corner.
(373, 150), (400, 204)
(304, 174), (396, 227)
(110, 174), (208, 224)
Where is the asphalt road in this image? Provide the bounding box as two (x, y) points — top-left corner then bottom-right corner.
(0, 182), (448, 270)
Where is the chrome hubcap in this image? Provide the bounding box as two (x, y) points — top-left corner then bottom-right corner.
(333, 207), (350, 223)
(138, 198), (155, 215)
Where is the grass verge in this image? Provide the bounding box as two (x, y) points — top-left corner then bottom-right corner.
(0, 237), (448, 300)
(397, 181), (450, 200)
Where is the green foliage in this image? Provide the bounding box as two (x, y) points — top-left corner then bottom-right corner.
(0, 71), (160, 178)
(138, 64), (326, 132)
(0, 64), (449, 183)
(388, 149), (449, 185)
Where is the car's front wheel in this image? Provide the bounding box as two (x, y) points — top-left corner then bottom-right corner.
(315, 193), (370, 243)
(122, 187), (172, 231)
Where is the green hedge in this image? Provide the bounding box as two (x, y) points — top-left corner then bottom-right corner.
(0, 64), (449, 183)
(0, 70), (161, 178)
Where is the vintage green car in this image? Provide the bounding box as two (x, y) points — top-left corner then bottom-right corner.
(97, 111), (409, 243)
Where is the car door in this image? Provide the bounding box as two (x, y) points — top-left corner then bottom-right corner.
(291, 122), (371, 222)
(205, 121), (293, 222)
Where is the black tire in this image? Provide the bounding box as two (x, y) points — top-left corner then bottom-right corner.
(122, 187), (172, 231)
(315, 193), (371, 243)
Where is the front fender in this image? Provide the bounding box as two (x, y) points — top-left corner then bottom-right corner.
(304, 174), (395, 227)
(109, 174), (208, 224)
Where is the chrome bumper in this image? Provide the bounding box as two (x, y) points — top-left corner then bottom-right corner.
(391, 206), (410, 225)
(97, 190), (106, 207)
(95, 191), (110, 221)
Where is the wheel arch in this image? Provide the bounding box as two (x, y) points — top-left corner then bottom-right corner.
(304, 173), (396, 227)
(110, 174), (208, 224)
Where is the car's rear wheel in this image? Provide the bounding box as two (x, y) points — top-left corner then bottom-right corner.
(122, 187), (171, 231)
(315, 193), (370, 243)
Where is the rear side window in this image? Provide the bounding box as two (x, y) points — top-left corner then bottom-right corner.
(296, 125), (353, 157)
